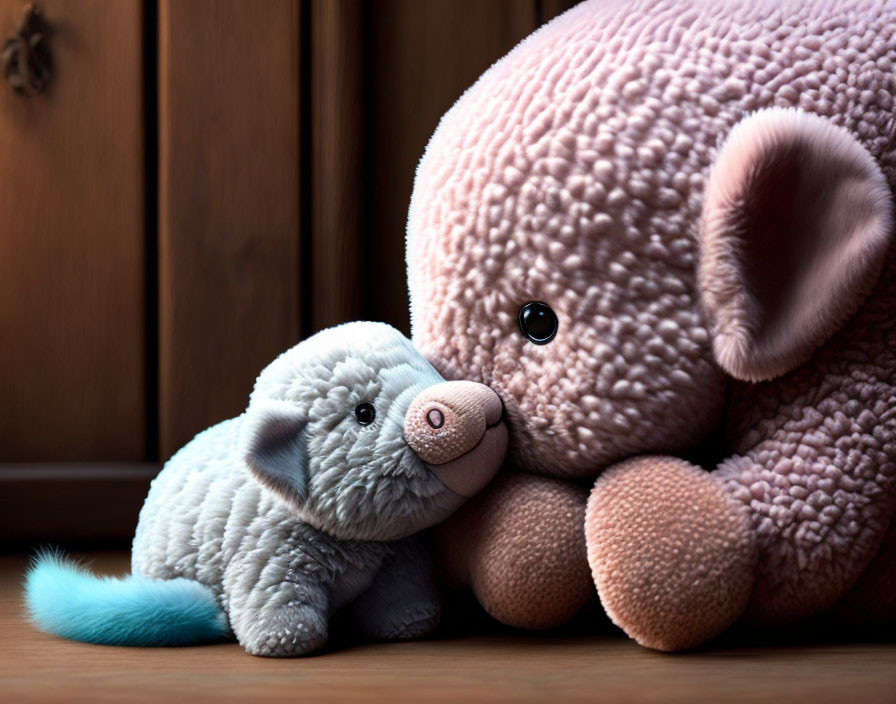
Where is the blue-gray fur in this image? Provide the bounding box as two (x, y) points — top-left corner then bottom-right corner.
(26, 322), (467, 656)
(242, 401), (311, 504)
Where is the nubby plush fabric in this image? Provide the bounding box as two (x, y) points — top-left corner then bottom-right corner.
(27, 322), (507, 656)
(407, 0), (896, 649)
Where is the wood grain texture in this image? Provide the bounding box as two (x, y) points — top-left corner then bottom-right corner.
(0, 0), (145, 460)
(158, 0), (300, 458)
(367, 0), (540, 334)
(2, 551), (895, 703)
(309, 0), (366, 331)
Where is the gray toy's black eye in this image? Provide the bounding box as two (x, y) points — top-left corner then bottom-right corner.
(354, 402), (376, 425)
(518, 301), (558, 344)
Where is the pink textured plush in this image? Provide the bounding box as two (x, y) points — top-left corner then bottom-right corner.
(587, 457), (756, 650)
(407, 0), (896, 650)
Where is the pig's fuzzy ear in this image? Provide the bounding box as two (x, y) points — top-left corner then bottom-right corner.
(240, 399), (310, 510)
(699, 108), (893, 382)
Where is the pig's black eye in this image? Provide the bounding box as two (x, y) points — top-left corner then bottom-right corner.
(518, 301), (558, 344)
(354, 402), (376, 425)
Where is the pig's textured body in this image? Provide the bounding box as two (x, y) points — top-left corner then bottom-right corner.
(408, 0), (896, 649)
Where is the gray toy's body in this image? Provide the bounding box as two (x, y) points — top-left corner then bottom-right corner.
(27, 322), (507, 657)
(132, 418), (400, 656)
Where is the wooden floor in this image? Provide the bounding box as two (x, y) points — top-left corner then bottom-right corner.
(2, 552), (895, 703)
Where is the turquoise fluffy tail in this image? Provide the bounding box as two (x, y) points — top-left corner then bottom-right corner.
(24, 553), (229, 646)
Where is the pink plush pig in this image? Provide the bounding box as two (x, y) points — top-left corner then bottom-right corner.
(407, 0), (896, 650)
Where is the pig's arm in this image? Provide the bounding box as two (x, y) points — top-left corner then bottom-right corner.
(350, 537), (441, 640)
(586, 291), (896, 650)
(719, 352), (896, 624)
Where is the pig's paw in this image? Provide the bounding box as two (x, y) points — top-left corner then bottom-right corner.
(468, 474), (593, 630)
(585, 456), (757, 651)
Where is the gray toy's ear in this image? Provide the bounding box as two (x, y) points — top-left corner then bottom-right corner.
(699, 108), (893, 382)
(240, 399), (310, 510)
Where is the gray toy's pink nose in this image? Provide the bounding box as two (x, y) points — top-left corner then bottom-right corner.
(404, 381), (502, 463)
(404, 381), (507, 497)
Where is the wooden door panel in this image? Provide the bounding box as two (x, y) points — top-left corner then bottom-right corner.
(309, 0), (543, 335)
(309, 0), (364, 332)
(158, 0), (301, 458)
(0, 0), (145, 461)
(366, 0), (541, 334)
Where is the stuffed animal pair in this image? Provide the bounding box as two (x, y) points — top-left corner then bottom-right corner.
(26, 322), (507, 656)
(28, 0), (896, 656)
(408, 0), (896, 650)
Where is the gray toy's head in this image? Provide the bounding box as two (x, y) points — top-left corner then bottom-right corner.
(238, 322), (507, 541)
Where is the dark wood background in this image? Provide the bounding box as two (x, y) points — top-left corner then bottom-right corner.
(0, 0), (578, 543)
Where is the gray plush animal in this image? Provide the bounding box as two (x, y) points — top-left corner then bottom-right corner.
(26, 322), (507, 656)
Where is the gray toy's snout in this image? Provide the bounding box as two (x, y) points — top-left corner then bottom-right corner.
(404, 381), (507, 497)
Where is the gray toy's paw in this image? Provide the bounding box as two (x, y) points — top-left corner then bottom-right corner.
(242, 605), (328, 657)
(353, 594), (442, 642)
(375, 602), (441, 641)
